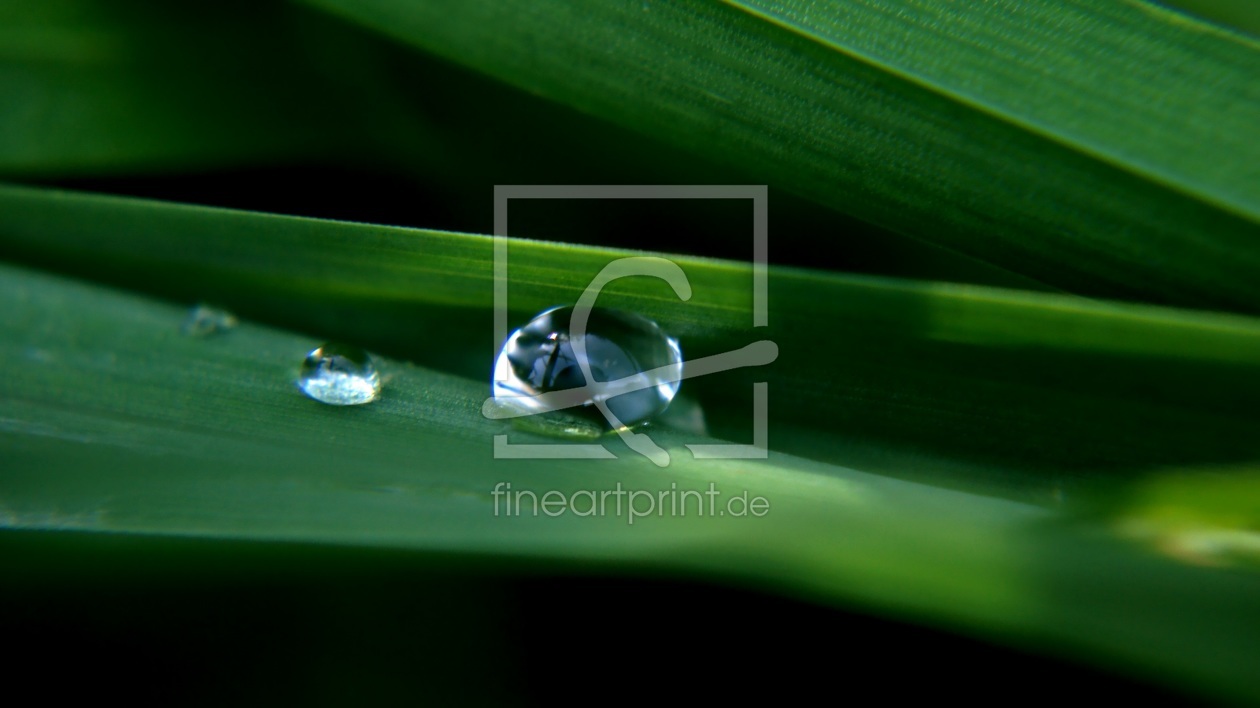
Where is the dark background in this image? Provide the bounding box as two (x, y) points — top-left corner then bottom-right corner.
(1, 530), (1192, 705)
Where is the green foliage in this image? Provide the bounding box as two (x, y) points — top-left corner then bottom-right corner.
(2, 0), (1259, 702)
(304, 0), (1260, 311)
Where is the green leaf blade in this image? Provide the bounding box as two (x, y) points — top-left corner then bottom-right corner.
(4, 183), (1260, 501)
(728, 0), (1260, 221)
(3, 260), (1260, 704)
(300, 0), (1260, 312)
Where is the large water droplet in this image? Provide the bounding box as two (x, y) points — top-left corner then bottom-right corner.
(492, 306), (682, 433)
(298, 343), (381, 406)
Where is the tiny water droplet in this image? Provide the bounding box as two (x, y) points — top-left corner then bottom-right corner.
(298, 343), (381, 406)
(492, 306), (682, 435)
(182, 303), (238, 337)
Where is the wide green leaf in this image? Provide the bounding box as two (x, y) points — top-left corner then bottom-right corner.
(4, 183), (1260, 503)
(2, 260), (1259, 702)
(731, 0), (1260, 219)
(301, 0), (1260, 312)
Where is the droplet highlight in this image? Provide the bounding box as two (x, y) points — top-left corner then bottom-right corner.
(298, 343), (381, 406)
(491, 306), (682, 434)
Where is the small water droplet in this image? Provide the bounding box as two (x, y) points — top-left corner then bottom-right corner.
(298, 343), (381, 406)
(492, 306), (682, 435)
(182, 303), (238, 337)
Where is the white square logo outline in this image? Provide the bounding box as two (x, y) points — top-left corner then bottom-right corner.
(491, 185), (769, 465)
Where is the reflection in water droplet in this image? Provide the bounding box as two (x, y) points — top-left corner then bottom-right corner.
(298, 343), (381, 406)
(492, 306), (682, 435)
(656, 393), (708, 436)
(182, 303), (238, 337)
